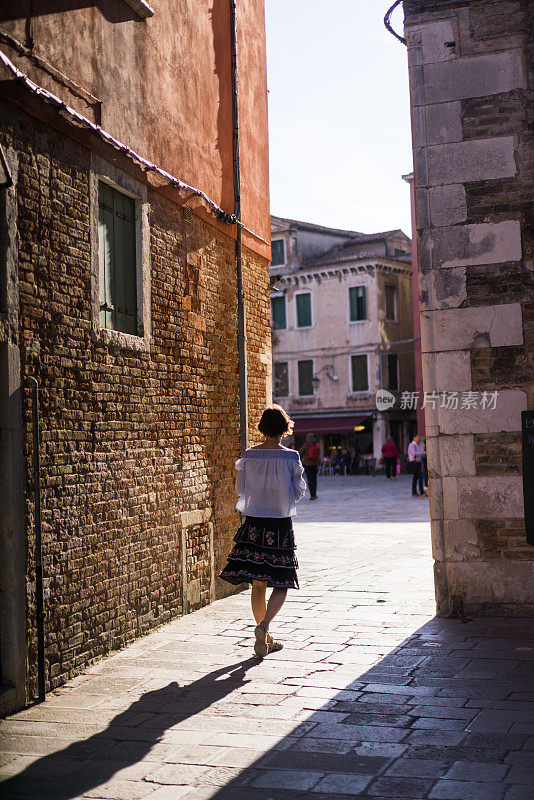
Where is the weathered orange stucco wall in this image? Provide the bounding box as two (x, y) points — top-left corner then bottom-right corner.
(0, 0), (270, 257)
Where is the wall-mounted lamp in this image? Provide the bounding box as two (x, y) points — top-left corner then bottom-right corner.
(312, 364), (339, 389)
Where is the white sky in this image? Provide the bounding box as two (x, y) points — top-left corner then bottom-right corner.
(265, 0), (413, 237)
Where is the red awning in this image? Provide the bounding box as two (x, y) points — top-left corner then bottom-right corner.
(292, 415), (372, 435)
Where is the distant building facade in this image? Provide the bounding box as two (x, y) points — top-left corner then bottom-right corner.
(0, 1), (271, 713)
(270, 216), (416, 462)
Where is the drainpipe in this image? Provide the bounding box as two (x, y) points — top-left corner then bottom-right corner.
(230, 0), (248, 453)
(27, 377), (45, 702)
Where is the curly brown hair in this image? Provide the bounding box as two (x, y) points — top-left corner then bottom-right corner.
(258, 405), (294, 438)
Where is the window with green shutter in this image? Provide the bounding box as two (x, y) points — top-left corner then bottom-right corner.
(271, 295), (287, 330)
(349, 286), (366, 321)
(351, 355), (368, 392)
(298, 359), (314, 395)
(296, 293), (312, 328)
(98, 181), (138, 335)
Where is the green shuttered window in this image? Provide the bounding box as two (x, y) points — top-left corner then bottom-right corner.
(98, 181), (138, 335)
(271, 296), (287, 330)
(298, 359), (314, 396)
(296, 293), (312, 328)
(351, 355), (368, 392)
(349, 286), (366, 321)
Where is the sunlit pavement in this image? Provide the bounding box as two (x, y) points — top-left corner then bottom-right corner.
(2, 476), (534, 800)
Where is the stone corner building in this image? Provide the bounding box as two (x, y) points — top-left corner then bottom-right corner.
(0, 1), (271, 713)
(404, 0), (534, 614)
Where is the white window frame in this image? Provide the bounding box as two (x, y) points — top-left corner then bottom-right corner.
(297, 358), (315, 396)
(295, 291), (313, 329)
(90, 154), (151, 352)
(349, 353), (370, 394)
(270, 238), (286, 266)
(347, 284), (368, 325)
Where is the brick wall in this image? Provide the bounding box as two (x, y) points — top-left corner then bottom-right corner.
(405, 0), (534, 613)
(0, 99), (270, 699)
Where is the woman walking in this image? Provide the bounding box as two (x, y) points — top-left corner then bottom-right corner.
(219, 405), (307, 658)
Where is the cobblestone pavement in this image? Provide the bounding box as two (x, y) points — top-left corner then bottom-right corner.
(2, 475), (534, 800)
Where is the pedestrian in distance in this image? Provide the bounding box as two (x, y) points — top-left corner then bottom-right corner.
(340, 448), (352, 475)
(331, 451), (343, 475)
(219, 405), (307, 658)
(381, 436), (399, 480)
(407, 434), (428, 497)
(299, 432), (320, 499)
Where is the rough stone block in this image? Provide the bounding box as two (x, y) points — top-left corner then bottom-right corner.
(425, 435), (441, 478)
(457, 477), (524, 519)
(445, 561), (534, 608)
(411, 99), (463, 147)
(439, 435), (476, 478)
(419, 267), (467, 311)
(406, 20), (456, 66)
(423, 51), (526, 103)
(443, 520), (481, 561)
(420, 304), (524, 353)
(429, 185), (467, 227)
(413, 146), (429, 190)
(429, 477), (444, 520)
(431, 518), (446, 562)
(414, 187), (430, 230)
(408, 62), (425, 109)
(442, 477), (459, 520)
(435, 390), (527, 435)
(426, 102), (463, 145)
(427, 138), (516, 186)
(422, 350), (472, 393)
(432, 221), (522, 269)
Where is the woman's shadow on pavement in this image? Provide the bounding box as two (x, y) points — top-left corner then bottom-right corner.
(0, 657), (258, 800)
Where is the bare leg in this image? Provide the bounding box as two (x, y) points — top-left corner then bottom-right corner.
(260, 588), (288, 631)
(252, 581), (277, 644)
(251, 580), (267, 624)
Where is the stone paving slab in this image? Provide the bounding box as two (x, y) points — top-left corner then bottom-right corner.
(1, 475), (534, 800)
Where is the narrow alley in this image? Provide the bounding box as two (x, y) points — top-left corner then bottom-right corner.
(1, 476), (533, 800)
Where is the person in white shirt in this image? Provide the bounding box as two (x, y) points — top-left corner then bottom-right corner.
(219, 405), (307, 658)
(408, 434), (428, 498)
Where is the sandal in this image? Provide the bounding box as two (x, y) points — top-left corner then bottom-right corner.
(268, 639), (283, 654)
(254, 624), (268, 658)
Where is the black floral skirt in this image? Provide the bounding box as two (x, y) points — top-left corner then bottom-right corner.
(219, 516), (299, 590)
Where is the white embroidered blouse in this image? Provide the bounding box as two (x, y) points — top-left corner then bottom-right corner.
(235, 447), (307, 518)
